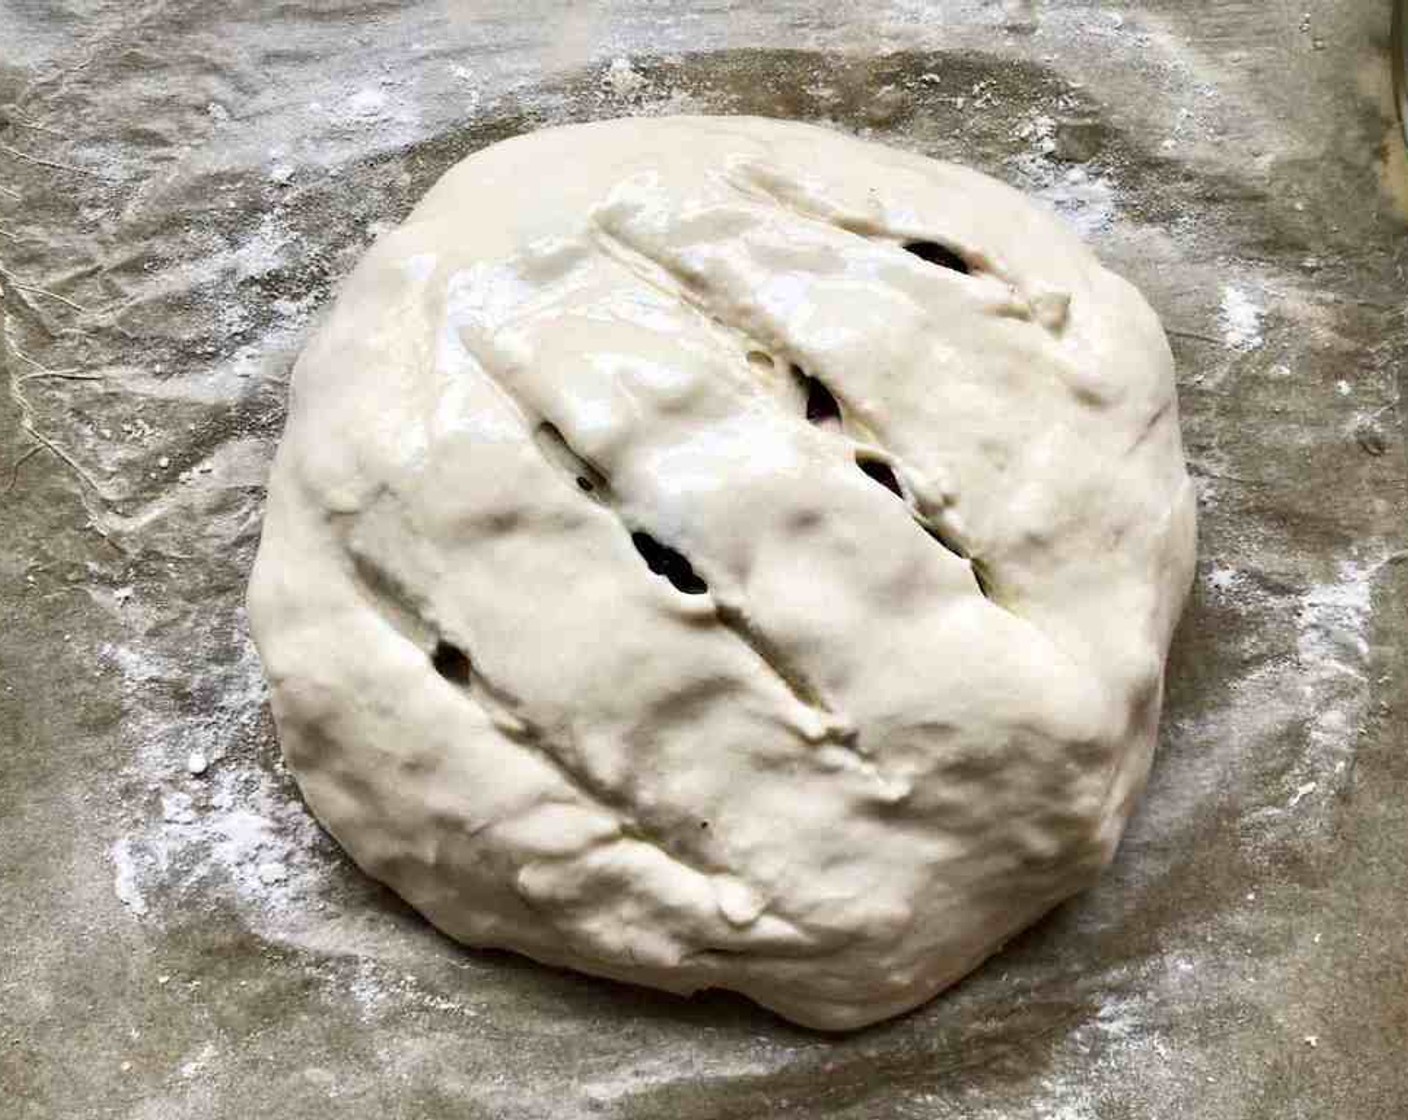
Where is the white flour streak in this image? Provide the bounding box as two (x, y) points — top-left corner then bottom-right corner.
(960, 957), (1187, 1120)
(592, 55), (700, 116)
(1010, 105), (1120, 238)
(177, 1041), (219, 1080)
(1035, 170), (1119, 238)
(1178, 554), (1386, 845)
(105, 625), (341, 938)
(1204, 563), (1242, 598)
(1218, 284), (1264, 351)
(1286, 780), (1318, 808)
(111, 837), (149, 915)
(1294, 558), (1378, 786)
(1016, 111), (1058, 155)
(603, 56), (647, 99)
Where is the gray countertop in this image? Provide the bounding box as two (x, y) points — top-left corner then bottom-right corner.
(2, 2), (1405, 1117)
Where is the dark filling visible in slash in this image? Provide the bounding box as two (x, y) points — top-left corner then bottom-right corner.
(855, 454), (904, 499)
(631, 531), (708, 595)
(431, 640), (472, 685)
(795, 365), (843, 427)
(903, 240), (970, 274)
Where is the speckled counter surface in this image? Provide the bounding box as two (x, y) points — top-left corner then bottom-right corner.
(2, 3), (1405, 1117)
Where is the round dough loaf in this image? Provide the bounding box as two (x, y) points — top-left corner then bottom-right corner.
(248, 116), (1196, 1030)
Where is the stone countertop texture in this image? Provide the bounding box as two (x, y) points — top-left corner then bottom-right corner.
(1, 2), (1405, 1117)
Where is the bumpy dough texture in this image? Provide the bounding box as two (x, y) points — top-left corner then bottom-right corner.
(248, 116), (1197, 1030)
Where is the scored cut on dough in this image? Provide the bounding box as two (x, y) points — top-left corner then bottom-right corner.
(247, 115), (1197, 1030)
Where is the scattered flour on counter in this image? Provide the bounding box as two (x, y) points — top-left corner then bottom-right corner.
(177, 1041), (219, 1080)
(1286, 780), (1318, 808)
(1009, 105), (1120, 237)
(347, 958), (395, 1019)
(230, 214), (296, 284)
(1226, 554), (1387, 831)
(317, 957), (482, 1024)
(577, 1046), (795, 1112)
(1204, 563), (1243, 598)
(200, 762), (329, 912)
(1034, 170), (1119, 238)
(963, 943), (1306, 1120)
(956, 962), (1179, 1120)
(111, 837), (149, 915)
(1156, 544), (1391, 865)
(104, 624), (341, 939)
(1016, 111), (1058, 155)
(603, 56), (648, 99)
(1293, 558), (1379, 784)
(591, 55), (699, 116)
(346, 88), (391, 121)
(1218, 284), (1264, 351)
(1205, 554), (1384, 831)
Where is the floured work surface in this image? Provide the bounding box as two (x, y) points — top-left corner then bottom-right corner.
(1, 2), (1405, 1117)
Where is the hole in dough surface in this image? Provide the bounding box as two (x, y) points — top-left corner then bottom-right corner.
(903, 239), (971, 274)
(631, 531), (709, 595)
(431, 640), (472, 686)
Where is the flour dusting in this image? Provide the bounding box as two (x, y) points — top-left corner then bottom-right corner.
(1219, 284), (1264, 351)
(603, 56), (648, 99)
(111, 837), (149, 916)
(953, 954), (1201, 1120)
(1007, 102), (1121, 238)
(1204, 563), (1243, 598)
(1293, 558), (1380, 790)
(103, 622), (342, 940)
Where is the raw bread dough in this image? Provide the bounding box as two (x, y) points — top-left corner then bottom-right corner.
(247, 116), (1196, 1030)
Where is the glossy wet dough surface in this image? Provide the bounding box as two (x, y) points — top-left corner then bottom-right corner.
(248, 117), (1195, 1029)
